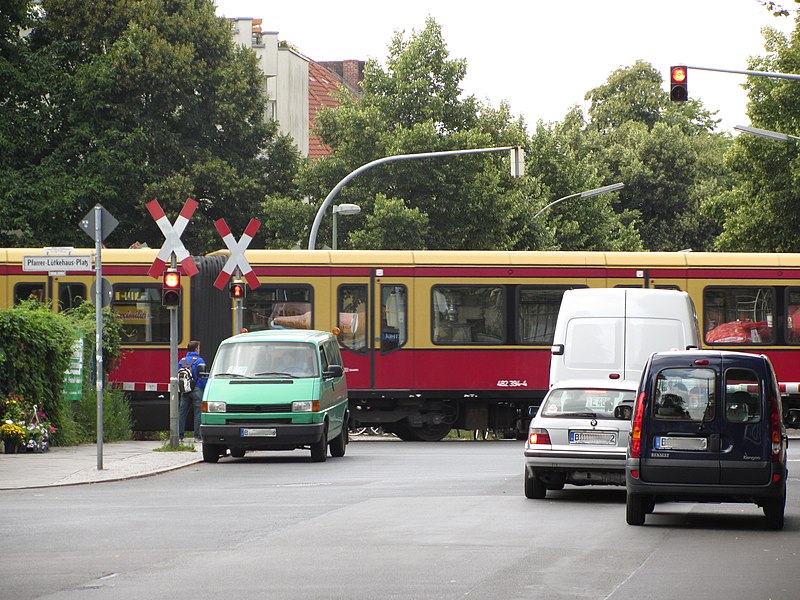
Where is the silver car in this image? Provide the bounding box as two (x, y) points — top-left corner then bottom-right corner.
(524, 379), (637, 499)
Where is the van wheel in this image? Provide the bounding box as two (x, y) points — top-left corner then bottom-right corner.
(524, 467), (546, 499)
(230, 447), (245, 458)
(202, 443), (222, 463)
(626, 493), (647, 526)
(311, 424), (328, 462)
(763, 485), (786, 530)
(329, 423), (347, 458)
(645, 496), (656, 514)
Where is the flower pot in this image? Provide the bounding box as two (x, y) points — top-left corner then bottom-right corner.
(4, 442), (20, 454)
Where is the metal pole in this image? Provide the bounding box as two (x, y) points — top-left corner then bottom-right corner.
(332, 209), (338, 251)
(234, 267), (243, 333)
(94, 205), (104, 470)
(307, 146), (516, 250)
(169, 255), (179, 448)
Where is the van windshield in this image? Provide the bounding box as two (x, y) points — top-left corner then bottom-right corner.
(211, 342), (319, 379)
(541, 388), (636, 419)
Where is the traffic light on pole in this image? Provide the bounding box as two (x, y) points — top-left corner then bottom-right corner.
(670, 66), (688, 102)
(162, 269), (181, 306)
(229, 280), (246, 300)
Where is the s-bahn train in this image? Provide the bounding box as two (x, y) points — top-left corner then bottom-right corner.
(4, 247), (800, 441)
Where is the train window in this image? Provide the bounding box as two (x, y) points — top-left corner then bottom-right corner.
(14, 282), (45, 305)
(245, 285), (313, 331)
(787, 289), (800, 344)
(703, 287), (775, 345)
(517, 286), (573, 345)
(338, 285), (367, 352)
(432, 285), (504, 345)
(381, 285), (407, 352)
(58, 283), (86, 311)
(112, 285), (173, 343)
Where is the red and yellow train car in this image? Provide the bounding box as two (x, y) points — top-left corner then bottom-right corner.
(5, 248), (800, 439)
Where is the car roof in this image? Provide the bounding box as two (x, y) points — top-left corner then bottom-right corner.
(549, 379), (639, 391)
(221, 329), (334, 346)
(649, 349), (767, 362)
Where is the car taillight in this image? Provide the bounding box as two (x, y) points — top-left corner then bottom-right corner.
(770, 393), (782, 460)
(630, 391), (646, 459)
(528, 429), (551, 446)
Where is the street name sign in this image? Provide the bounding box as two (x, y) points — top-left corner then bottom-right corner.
(23, 254), (93, 272)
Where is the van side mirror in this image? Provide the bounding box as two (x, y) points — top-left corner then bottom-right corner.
(198, 363), (208, 379)
(528, 405), (538, 418)
(324, 364), (344, 379)
(614, 404), (633, 420)
(785, 408), (800, 429)
(551, 344), (564, 356)
(686, 344), (698, 350)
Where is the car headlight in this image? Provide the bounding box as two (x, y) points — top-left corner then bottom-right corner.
(204, 401), (226, 413)
(292, 400), (319, 412)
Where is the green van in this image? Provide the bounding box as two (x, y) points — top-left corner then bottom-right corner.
(199, 329), (349, 463)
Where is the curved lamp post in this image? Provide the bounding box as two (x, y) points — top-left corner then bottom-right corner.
(734, 125), (800, 143)
(533, 183), (625, 219)
(332, 203), (361, 250)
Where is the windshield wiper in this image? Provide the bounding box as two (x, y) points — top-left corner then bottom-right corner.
(214, 373), (249, 378)
(253, 371), (297, 378)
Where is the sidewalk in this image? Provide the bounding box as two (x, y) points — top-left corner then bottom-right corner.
(0, 440), (202, 490)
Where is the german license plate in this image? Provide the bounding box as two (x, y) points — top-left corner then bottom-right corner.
(240, 428), (276, 437)
(569, 430), (616, 445)
(655, 436), (707, 451)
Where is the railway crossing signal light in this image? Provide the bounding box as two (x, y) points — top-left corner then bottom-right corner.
(162, 269), (181, 307)
(670, 66), (688, 102)
(229, 280), (246, 300)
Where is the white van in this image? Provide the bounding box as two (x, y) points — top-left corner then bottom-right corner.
(549, 288), (700, 385)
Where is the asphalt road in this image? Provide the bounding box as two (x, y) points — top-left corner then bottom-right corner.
(2, 438), (799, 600)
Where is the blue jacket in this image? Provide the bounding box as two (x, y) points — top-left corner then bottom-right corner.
(179, 351), (207, 391)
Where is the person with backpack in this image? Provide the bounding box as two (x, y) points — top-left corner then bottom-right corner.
(178, 340), (207, 443)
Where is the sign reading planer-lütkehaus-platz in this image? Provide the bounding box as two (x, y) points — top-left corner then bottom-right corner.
(22, 254), (94, 273)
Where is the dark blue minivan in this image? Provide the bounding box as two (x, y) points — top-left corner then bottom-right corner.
(626, 350), (789, 529)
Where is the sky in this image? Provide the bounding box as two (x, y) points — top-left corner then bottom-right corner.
(213, 0), (798, 134)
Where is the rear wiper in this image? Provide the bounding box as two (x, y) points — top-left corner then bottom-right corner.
(561, 411), (597, 418)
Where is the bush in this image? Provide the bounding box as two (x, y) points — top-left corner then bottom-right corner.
(0, 300), (130, 445)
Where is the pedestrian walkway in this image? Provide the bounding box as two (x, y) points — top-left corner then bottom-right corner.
(0, 440), (202, 490)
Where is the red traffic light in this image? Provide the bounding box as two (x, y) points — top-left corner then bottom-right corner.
(162, 270), (181, 306)
(229, 281), (245, 299)
(670, 66), (687, 84)
(670, 65), (688, 102)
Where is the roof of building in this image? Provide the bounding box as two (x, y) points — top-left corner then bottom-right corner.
(308, 60), (350, 159)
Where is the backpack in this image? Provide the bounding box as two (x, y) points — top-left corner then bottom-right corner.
(177, 357), (199, 394)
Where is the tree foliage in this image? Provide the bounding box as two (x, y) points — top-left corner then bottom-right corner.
(0, 0), (299, 253)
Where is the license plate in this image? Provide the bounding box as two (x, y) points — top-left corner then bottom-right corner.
(569, 430), (616, 445)
(655, 436), (707, 451)
(240, 428), (277, 437)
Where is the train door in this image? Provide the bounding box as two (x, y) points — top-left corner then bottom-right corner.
(335, 272), (411, 391)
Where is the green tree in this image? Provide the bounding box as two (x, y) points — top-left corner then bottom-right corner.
(302, 17), (528, 250)
(581, 62), (731, 251)
(714, 21), (800, 251)
(0, 0), (299, 253)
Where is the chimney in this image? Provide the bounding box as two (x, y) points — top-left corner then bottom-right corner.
(342, 60), (361, 90)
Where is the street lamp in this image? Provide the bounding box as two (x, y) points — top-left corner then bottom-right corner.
(332, 203), (361, 250)
(734, 125), (800, 143)
(533, 183), (625, 219)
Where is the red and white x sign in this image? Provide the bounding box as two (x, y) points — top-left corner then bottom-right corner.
(213, 218), (261, 290)
(146, 198), (199, 279)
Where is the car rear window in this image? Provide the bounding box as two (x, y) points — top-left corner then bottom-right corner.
(724, 368), (761, 423)
(654, 367), (715, 422)
(541, 388), (636, 419)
